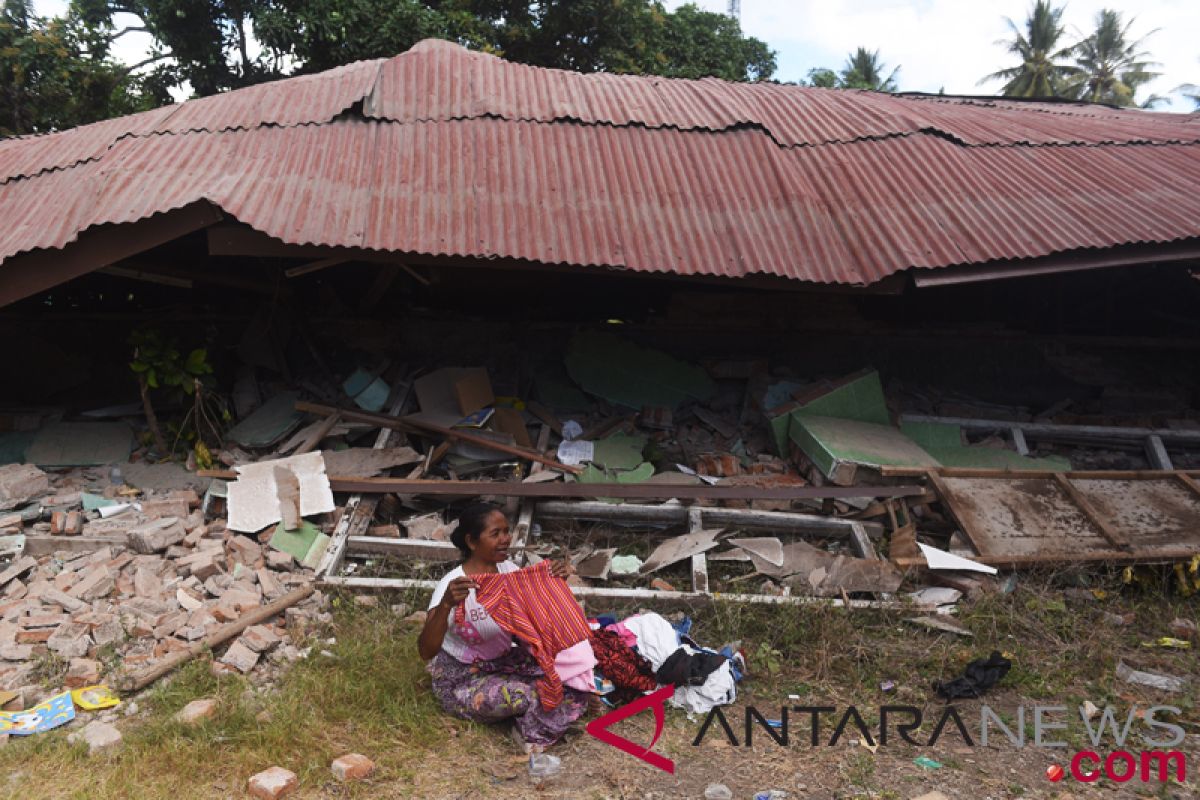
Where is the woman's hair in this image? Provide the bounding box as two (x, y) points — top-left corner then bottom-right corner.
(451, 501), (502, 560)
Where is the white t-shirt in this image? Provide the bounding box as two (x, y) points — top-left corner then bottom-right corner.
(428, 561), (520, 663)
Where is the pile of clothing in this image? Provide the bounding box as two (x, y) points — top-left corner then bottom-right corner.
(587, 611), (742, 714)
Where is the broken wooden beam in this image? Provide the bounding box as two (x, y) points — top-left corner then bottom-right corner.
(1052, 473), (1132, 550)
(295, 401), (583, 475)
(118, 584), (314, 693)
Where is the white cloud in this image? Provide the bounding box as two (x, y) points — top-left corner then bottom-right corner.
(672, 0), (1200, 112)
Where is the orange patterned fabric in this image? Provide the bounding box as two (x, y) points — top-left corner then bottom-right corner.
(455, 560), (591, 710)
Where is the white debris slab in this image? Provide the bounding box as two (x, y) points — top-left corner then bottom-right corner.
(917, 542), (998, 575)
(227, 452), (335, 533)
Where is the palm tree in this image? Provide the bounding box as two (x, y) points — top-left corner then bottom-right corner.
(1069, 10), (1159, 106)
(981, 0), (1080, 98)
(839, 48), (898, 92)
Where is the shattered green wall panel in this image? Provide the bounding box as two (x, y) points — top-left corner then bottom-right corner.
(900, 421), (1071, 471)
(565, 331), (716, 410)
(793, 370), (890, 426)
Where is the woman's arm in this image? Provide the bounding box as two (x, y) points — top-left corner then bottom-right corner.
(417, 575), (476, 660)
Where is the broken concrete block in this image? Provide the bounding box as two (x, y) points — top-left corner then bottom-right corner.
(220, 640), (260, 673)
(265, 551), (293, 570)
(128, 518), (185, 554)
(0, 465), (49, 511)
(70, 566), (115, 601)
(139, 499), (191, 519)
(0, 644), (32, 661)
(175, 698), (217, 725)
(331, 753), (375, 782)
(176, 588), (202, 612)
(255, 568), (281, 598)
(247, 766), (298, 800)
(65, 658), (101, 688)
(91, 619), (124, 649)
(47, 622), (92, 658)
(15, 629), (52, 644)
(80, 720), (122, 754)
(42, 587), (86, 614)
(240, 625), (281, 653)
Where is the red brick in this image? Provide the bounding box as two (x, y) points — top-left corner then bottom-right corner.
(247, 767), (297, 800)
(331, 753), (375, 782)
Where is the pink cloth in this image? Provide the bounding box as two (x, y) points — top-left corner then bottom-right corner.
(555, 639), (597, 692)
(605, 622), (638, 649)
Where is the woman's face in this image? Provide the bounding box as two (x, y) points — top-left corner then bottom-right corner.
(468, 510), (512, 563)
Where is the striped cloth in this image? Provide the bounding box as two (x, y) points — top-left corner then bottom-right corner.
(455, 560), (590, 710)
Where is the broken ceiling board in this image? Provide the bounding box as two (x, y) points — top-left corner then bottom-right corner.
(227, 451), (335, 533)
(25, 422), (133, 467)
(933, 475), (1200, 564)
(790, 414), (939, 485)
(747, 540), (830, 579)
(565, 331), (716, 410)
(322, 446), (422, 477)
(900, 421), (1071, 471)
(414, 367), (493, 417)
(120, 462), (208, 492)
(792, 369), (890, 426)
(810, 555), (904, 595)
(268, 520), (330, 568)
(916, 543), (997, 575)
(708, 547), (753, 562)
(491, 408), (533, 449)
(226, 392), (302, 449)
(1070, 477), (1200, 549)
(726, 537), (784, 567)
(640, 529), (722, 573)
(590, 434), (647, 471)
(574, 547), (617, 580)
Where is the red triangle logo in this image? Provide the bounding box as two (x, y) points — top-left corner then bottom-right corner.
(585, 684), (676, 774)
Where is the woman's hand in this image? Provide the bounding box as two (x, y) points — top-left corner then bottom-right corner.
(439, 576), (478, 609)
(547, 559), (573, 579)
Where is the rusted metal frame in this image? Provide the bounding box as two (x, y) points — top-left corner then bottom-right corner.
(511, 424), (550, 568)
(882, 466), (1200, 480)
(313, 477), (927, 501)
(295, 400), (582, 475)
(319, 575), (911, 609)
(1051, 473), (1132, 551)
(0, 201), (223, 307)
(922, 469), (992, 558)
(898, 414), (1200, 446)
(315, 382), (414, 578)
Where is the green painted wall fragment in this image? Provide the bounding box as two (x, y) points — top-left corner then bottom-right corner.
(565, 331), (716, 410)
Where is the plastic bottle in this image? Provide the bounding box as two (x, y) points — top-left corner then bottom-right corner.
(528, 752), (561, 780)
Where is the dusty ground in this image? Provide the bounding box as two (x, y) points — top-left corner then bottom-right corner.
(0, 572), (1195, 800)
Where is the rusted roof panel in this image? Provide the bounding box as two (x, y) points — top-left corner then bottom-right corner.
(3, 116), (1199, 286)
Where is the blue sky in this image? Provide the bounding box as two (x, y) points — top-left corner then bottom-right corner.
(33, 0), (1200, 112)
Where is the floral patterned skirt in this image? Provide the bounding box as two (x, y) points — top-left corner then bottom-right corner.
(428, 645), (589, 746)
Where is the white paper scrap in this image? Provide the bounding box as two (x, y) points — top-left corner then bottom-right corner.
(917, 542), (998, 575)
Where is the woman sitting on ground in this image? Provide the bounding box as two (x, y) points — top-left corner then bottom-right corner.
(417, 501), (590, 752)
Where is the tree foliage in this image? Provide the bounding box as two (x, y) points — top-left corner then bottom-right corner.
(802, 49), (898, 92)
(981, 0), (1080, 99)
(0, 0), (157, 135)
(1069, 10), (1159, 107)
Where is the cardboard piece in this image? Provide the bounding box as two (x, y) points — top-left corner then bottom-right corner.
(227, 452), (335, 533)
(492, 408), (533, 449)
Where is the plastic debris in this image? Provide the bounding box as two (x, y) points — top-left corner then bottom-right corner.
(1116, 661), (1187, 693)
(913, 756), (942, 770)
(528, 752), (562, 780)
(71, 685), (121, 711)
(704, 784), (733, 800)
(1140, 637), (1190, 650)
(879, 680), (896, 693)
(610, 555), (643, 575)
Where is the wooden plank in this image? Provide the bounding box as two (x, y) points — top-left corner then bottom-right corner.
(535, 501), (884, 539)
(284, 257), (350, 278)
(923, 469), (992, 557)
(1051, 474), (1132, 550)
(0, 202), (223, 307)
(293, 412), (341, 456)
(345, 536), (459, 561)
(295, 401), (583, 475)
(315, 384), (413, 578)
(1011, 428), (1030, 456)
(511, 425), (550, 567)
(319, 477), (927, 501)
(1144, 435), (1173, 470)
(687, 508), (709, 594)
(847, 523), (879, 561)
(1176, 472), (1200, 500)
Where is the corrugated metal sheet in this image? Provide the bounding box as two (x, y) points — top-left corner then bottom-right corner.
(1, 39), (1199, 285)
(4, 116), (1199, 286)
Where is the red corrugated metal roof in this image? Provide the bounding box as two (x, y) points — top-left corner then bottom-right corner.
(1, 38), (1199, 286)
